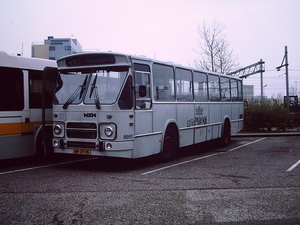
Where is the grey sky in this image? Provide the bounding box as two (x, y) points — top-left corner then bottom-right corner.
(1, 0), (299, 97)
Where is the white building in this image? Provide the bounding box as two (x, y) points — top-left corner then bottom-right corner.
(243, 85), (254, 101)
(32, 36), (82, 60)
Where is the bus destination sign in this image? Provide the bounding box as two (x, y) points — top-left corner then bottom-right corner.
(66, 54), (116, 67)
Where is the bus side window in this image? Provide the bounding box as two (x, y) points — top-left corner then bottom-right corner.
(208, 74), (220, 101)
(0, 67), (24, 111)
(220, 77), (230, 101)
(153, 64), (175, 102)
(29, 70), (56, 108)
(176, 68), (193, 102)
(237, 80), (243, 101)
(231, 79), (238, 101)
(194, 72), (208, 102)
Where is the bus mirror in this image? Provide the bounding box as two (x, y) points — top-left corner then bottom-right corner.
(139, 85), (147, 97)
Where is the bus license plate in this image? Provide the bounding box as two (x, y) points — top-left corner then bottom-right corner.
(73, 149), (91, 155)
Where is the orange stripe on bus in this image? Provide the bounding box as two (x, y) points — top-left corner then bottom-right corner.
(0, 121), (52, 136)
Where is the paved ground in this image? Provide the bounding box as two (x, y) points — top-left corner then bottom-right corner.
(0, 136), (299, 224)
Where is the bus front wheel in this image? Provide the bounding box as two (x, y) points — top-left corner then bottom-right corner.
(160, 128), (178, 162)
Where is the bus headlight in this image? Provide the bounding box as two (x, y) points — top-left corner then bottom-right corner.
(100, 123), (116, 140)
(53, 123), (65, 137)
(105, 126), (113, 137)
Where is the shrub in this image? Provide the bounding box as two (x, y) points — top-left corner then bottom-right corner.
(243, 103), (293, 131)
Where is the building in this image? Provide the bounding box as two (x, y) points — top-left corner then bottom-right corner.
(32, 36), (82, 60)
(243, 85), (254, 102)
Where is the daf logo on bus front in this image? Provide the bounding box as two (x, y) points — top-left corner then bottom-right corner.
(84, 113), (96, 118)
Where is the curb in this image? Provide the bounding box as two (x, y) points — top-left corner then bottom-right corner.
(232, 132), (300, 137)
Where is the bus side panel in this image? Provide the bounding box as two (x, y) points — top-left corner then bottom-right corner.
(0, 135), (34, 159)
(194, 103), (209, 143)
(194, 127), (207, 144)
(0, 116), (22, 136)
(221, 103), (231, 122)
(134, 111), (153, 135)
(221, 103), (232, 136)
(151, 103), (177, 154)
(177, 103), (194, 147)
(209, 103), (222, 139)
(231, 102), (244, 134)
(152, 103), (177, 133)
(209, 103), (222, 124)
(132, 134), (161, 158)
(239, 103), (244, 131)
(231, 103), (239, 121)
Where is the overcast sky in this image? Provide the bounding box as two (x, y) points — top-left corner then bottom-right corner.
(1, 0), (299, 97)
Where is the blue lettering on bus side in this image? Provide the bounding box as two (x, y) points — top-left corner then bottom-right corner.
(187, 116), (208, 127)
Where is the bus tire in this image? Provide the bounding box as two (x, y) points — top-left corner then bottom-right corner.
(160, 128), (178, 162)
(220, 121), (231, 147)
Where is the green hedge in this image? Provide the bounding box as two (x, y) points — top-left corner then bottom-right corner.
(244, 104), (300, 131)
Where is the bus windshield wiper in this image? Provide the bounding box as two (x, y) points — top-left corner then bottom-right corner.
(63, 75), (88, 109)
(89, 72), (100, 109)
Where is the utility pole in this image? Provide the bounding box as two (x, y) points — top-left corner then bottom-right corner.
(276, 46), (289, 112)
(260, 59), (264, 104)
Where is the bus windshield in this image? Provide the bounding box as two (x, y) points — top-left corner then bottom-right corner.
(54, 69), (129, 107)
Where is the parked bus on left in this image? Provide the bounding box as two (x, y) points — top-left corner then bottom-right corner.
(0, 51), (57, 160)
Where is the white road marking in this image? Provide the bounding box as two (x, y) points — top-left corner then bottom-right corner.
(226, 137), (266, 152)
(141, 138), (267, 176)
(287, 160), (300, 172)
(0, 157), (98, 175)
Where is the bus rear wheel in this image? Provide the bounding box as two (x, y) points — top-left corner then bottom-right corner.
(220, 122), (231, 147)
(160, 128), (178, 162)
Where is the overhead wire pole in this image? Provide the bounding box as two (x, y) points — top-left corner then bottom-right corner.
(228, 60), (265, 103)
(259, 59), (264, 104)
(276, 46), (289, 112)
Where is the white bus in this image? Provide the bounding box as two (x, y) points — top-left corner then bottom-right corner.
(52, 52), (243, 161)
(0, 51), (57, 160)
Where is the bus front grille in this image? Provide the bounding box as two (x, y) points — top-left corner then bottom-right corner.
(66, 122), (97, 139)
(67, 130), (97, 139)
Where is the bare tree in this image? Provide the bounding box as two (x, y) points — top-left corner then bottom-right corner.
(290, 84), (299, 97)
(194, 20), (239, 74)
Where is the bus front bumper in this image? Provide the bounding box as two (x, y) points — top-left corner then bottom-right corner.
(53, 139), (134, 158)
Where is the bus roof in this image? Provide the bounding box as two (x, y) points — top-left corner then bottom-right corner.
(0, 51), (57, 71)
(57, 51), (241, 80)
(130, 54), (241, 80)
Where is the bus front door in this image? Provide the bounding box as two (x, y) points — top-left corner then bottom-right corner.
(134, 71), (152, 136)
